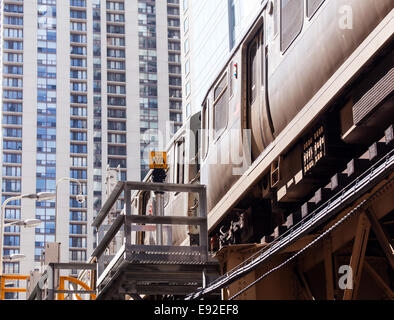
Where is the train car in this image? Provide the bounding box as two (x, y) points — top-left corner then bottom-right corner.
(200, 0), (394, 248)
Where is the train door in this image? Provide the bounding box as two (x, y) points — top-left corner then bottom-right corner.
(247, 23), (274, 159)
(248, 28), (265, 159)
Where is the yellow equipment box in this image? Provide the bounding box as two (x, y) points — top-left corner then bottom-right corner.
(149, 151), (168, 169)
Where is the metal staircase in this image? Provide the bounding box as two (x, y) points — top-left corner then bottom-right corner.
(91, 181), (220, 300)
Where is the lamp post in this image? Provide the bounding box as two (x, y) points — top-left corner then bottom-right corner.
(55, 177), (85, 241)
(1, 178), (85, 278)
(0, 192), (55, 276)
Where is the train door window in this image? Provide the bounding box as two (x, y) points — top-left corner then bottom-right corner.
(280, 0), (304, 52)
(201, 101), (209, 159)
(250, 44), (258, 103)
(176, 138), (185, 185)
(213, 73), (228, 139)
(307, 0), (325, 18)
(248, 29), (263, 106)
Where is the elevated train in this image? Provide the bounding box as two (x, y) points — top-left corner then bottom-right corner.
(134, 0), (393, 251)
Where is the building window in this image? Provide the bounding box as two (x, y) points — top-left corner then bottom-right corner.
(185, 59), (190, 75)
(185, 81), (191, 97)
(183, 17), (189, 33)
(185, 103), (190, 119)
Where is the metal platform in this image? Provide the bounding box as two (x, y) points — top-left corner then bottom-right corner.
(95, 243), (219, 299)
(91, 181), (220, 300)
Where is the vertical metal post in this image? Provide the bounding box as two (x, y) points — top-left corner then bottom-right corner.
(152, 168), (166, 246)
(199, 187), (209, 262)
(155, 192), (164, 245)
(47, 264), (54, 300)
(0, 276), (4, 300)
(124, 185), (132, 247)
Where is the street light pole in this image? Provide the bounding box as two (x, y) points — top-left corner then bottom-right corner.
(0, 178), (84, 280)
(0, 193), (54, 276)
(55, 177), (85, 242)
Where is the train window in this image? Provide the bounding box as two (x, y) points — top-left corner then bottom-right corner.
(201, 101), (209, 159)
(280, 0), (304, 52)
(307, 0), (325, 18)
(213, 73), (228, 138)
(273, 0), (279, 37)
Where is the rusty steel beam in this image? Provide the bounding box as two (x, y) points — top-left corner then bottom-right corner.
(343, 213), (371, 300)
(323, 236), (335, 300)
(365, 208), (394, 270)
(363, 261), (394, 300)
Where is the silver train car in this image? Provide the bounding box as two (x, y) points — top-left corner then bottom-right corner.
(200, 0), (393, 246)
(135, 0), (393, 248)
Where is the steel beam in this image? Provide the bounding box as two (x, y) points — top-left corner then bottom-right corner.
(295, 267), (315, 300)
(323, 236), (335, 300)
(364, 261), (394, 299)
(125, 215), (206, 226)
(91, 215), (124, 258)
(365, 208), (394, 269)
(93, 182), (125, 228)
(125, 181), (206, 193)
(50, 263), (97, 270)
(343, 212), (371, 300)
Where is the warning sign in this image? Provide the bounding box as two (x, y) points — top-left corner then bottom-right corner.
(149, 151), (168, 169)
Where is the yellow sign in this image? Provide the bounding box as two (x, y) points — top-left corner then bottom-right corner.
(149, 151), (168, 169)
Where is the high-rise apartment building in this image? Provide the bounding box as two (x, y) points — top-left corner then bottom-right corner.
(0, 0), (182, 299)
